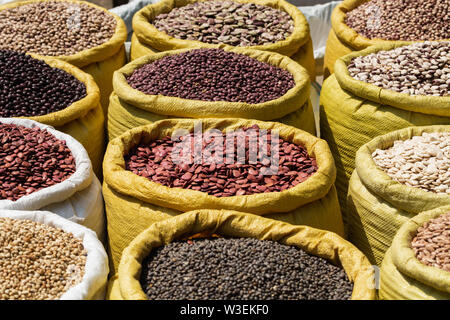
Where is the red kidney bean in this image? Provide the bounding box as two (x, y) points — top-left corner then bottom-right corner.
(125, 125), (317, 197)
(126, 48), (295, 104)
(0, 123), (76, 201)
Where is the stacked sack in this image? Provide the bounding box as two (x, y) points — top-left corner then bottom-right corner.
(108, 46), (314, 140)
(380, 205), (450, 300)
(108, 210), (376, 300)
(347, 125), (450, 266)
(103, 118), (343, 275)
(320, 42), (450, 218)
(130, 0), (316, 79)
(0, 0), (128, 112)
(324, 0), (449, 77)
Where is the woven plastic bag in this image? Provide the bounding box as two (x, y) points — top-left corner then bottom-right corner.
(107, 209), (376, 300)
(130, 0), (316, 79)
(108, 45), (314, 140)
(320, 43), (450, 219)
(103, 118), (343, 274)
(0, 118), (105, 240)
(12, 53), (105, 178)
(347, 125), (450, 266)
(0, 209), (109, 300)
(380, 205), (450, 300)
(322, 0), (449, 77)
(0, 0), (128, 113)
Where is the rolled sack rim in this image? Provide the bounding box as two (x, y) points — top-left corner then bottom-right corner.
(18, 53), (101, 127)
(390, 205), (450, 294)
(331, 0), (450, 51)
(117, 209), (376, 300)
(0, 118), (93, 211)
(132, 0), (310, 57)
(334, 42), (450, 117)
(112, 45), (311, 120)
(355, 125), (450, 214)
(0, 0), (128, 68)
(103, 118), (336, 215)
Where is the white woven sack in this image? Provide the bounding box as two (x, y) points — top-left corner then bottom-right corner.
(0, 210), (109, 300)
(0, 118), (105, 240)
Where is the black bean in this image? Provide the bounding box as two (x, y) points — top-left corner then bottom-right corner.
(0, 50), (86, 117)
(140, 237), (354, 300)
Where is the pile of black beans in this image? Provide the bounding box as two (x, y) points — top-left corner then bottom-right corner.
(0, 50), (86, 117)
(140, 237), (354, 300)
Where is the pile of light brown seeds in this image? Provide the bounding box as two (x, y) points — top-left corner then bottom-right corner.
(411, 212), (449, 272)
(345, 0), (449, 41)
(0, 218), (87, 300)
(372, 131), (450, 195)
(153, 0), (294, 46)
(348, 41), (450, 96)
(0, 1), (117, 56)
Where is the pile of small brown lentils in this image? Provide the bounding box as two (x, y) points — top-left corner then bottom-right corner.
(0, 217), (87, 300)
(0, 50), (86, 117)
(345, 0), (449, 41)
(125, 125), (317, 197)
(153, 0), (294, 46)
(140, 237), (354, 300)
(0, 1), (117, 56)
(126, 48), (295, 104)
(0, 123), (76, 201)
(411, 212), (450, 272)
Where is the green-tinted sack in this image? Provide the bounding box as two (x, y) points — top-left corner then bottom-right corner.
(130, 0), (316, 80)
(380, 206), (450, 300)
(103, 118), (343, 275)
(108, 46), (314, 141)
(347, 125), (450, 266)
(107, 209), (376, 300)
(320, 43), (450, 219)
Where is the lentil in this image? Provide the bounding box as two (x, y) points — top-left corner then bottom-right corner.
(153, 0), (294, 46)
(141, 237), (353, 300)
(348, 42), (450, 97)
(0, 123), (76, 201)
(126, 48), (295, 104)
(345, 0), (449, 41)
(372, 131), (450, 194)
(0, 1), (117, 56)
(0, 217), (87, 300)
(0, 50), (86, 117)
(411, 212), (450, 272)
(125, 125), (317, 197)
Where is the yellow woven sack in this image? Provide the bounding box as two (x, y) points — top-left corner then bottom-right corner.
(103, 118), (343, 274)
(0, 0), (128, 113)
(347, 125), (450, 266)
(106, 209), (376, 300)
(380, 205), (450, 300)
(130, 0), (316, 80)
(323, 0), (449, 78)
(320, 43), (450, 220)
(20, 53), (105, 178)
(108, 46), (314, 141)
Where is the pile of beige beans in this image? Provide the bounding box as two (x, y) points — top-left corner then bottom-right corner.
(372, 132), (450, 194)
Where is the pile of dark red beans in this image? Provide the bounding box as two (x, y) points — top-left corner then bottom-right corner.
(0, 123), (76, 201)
